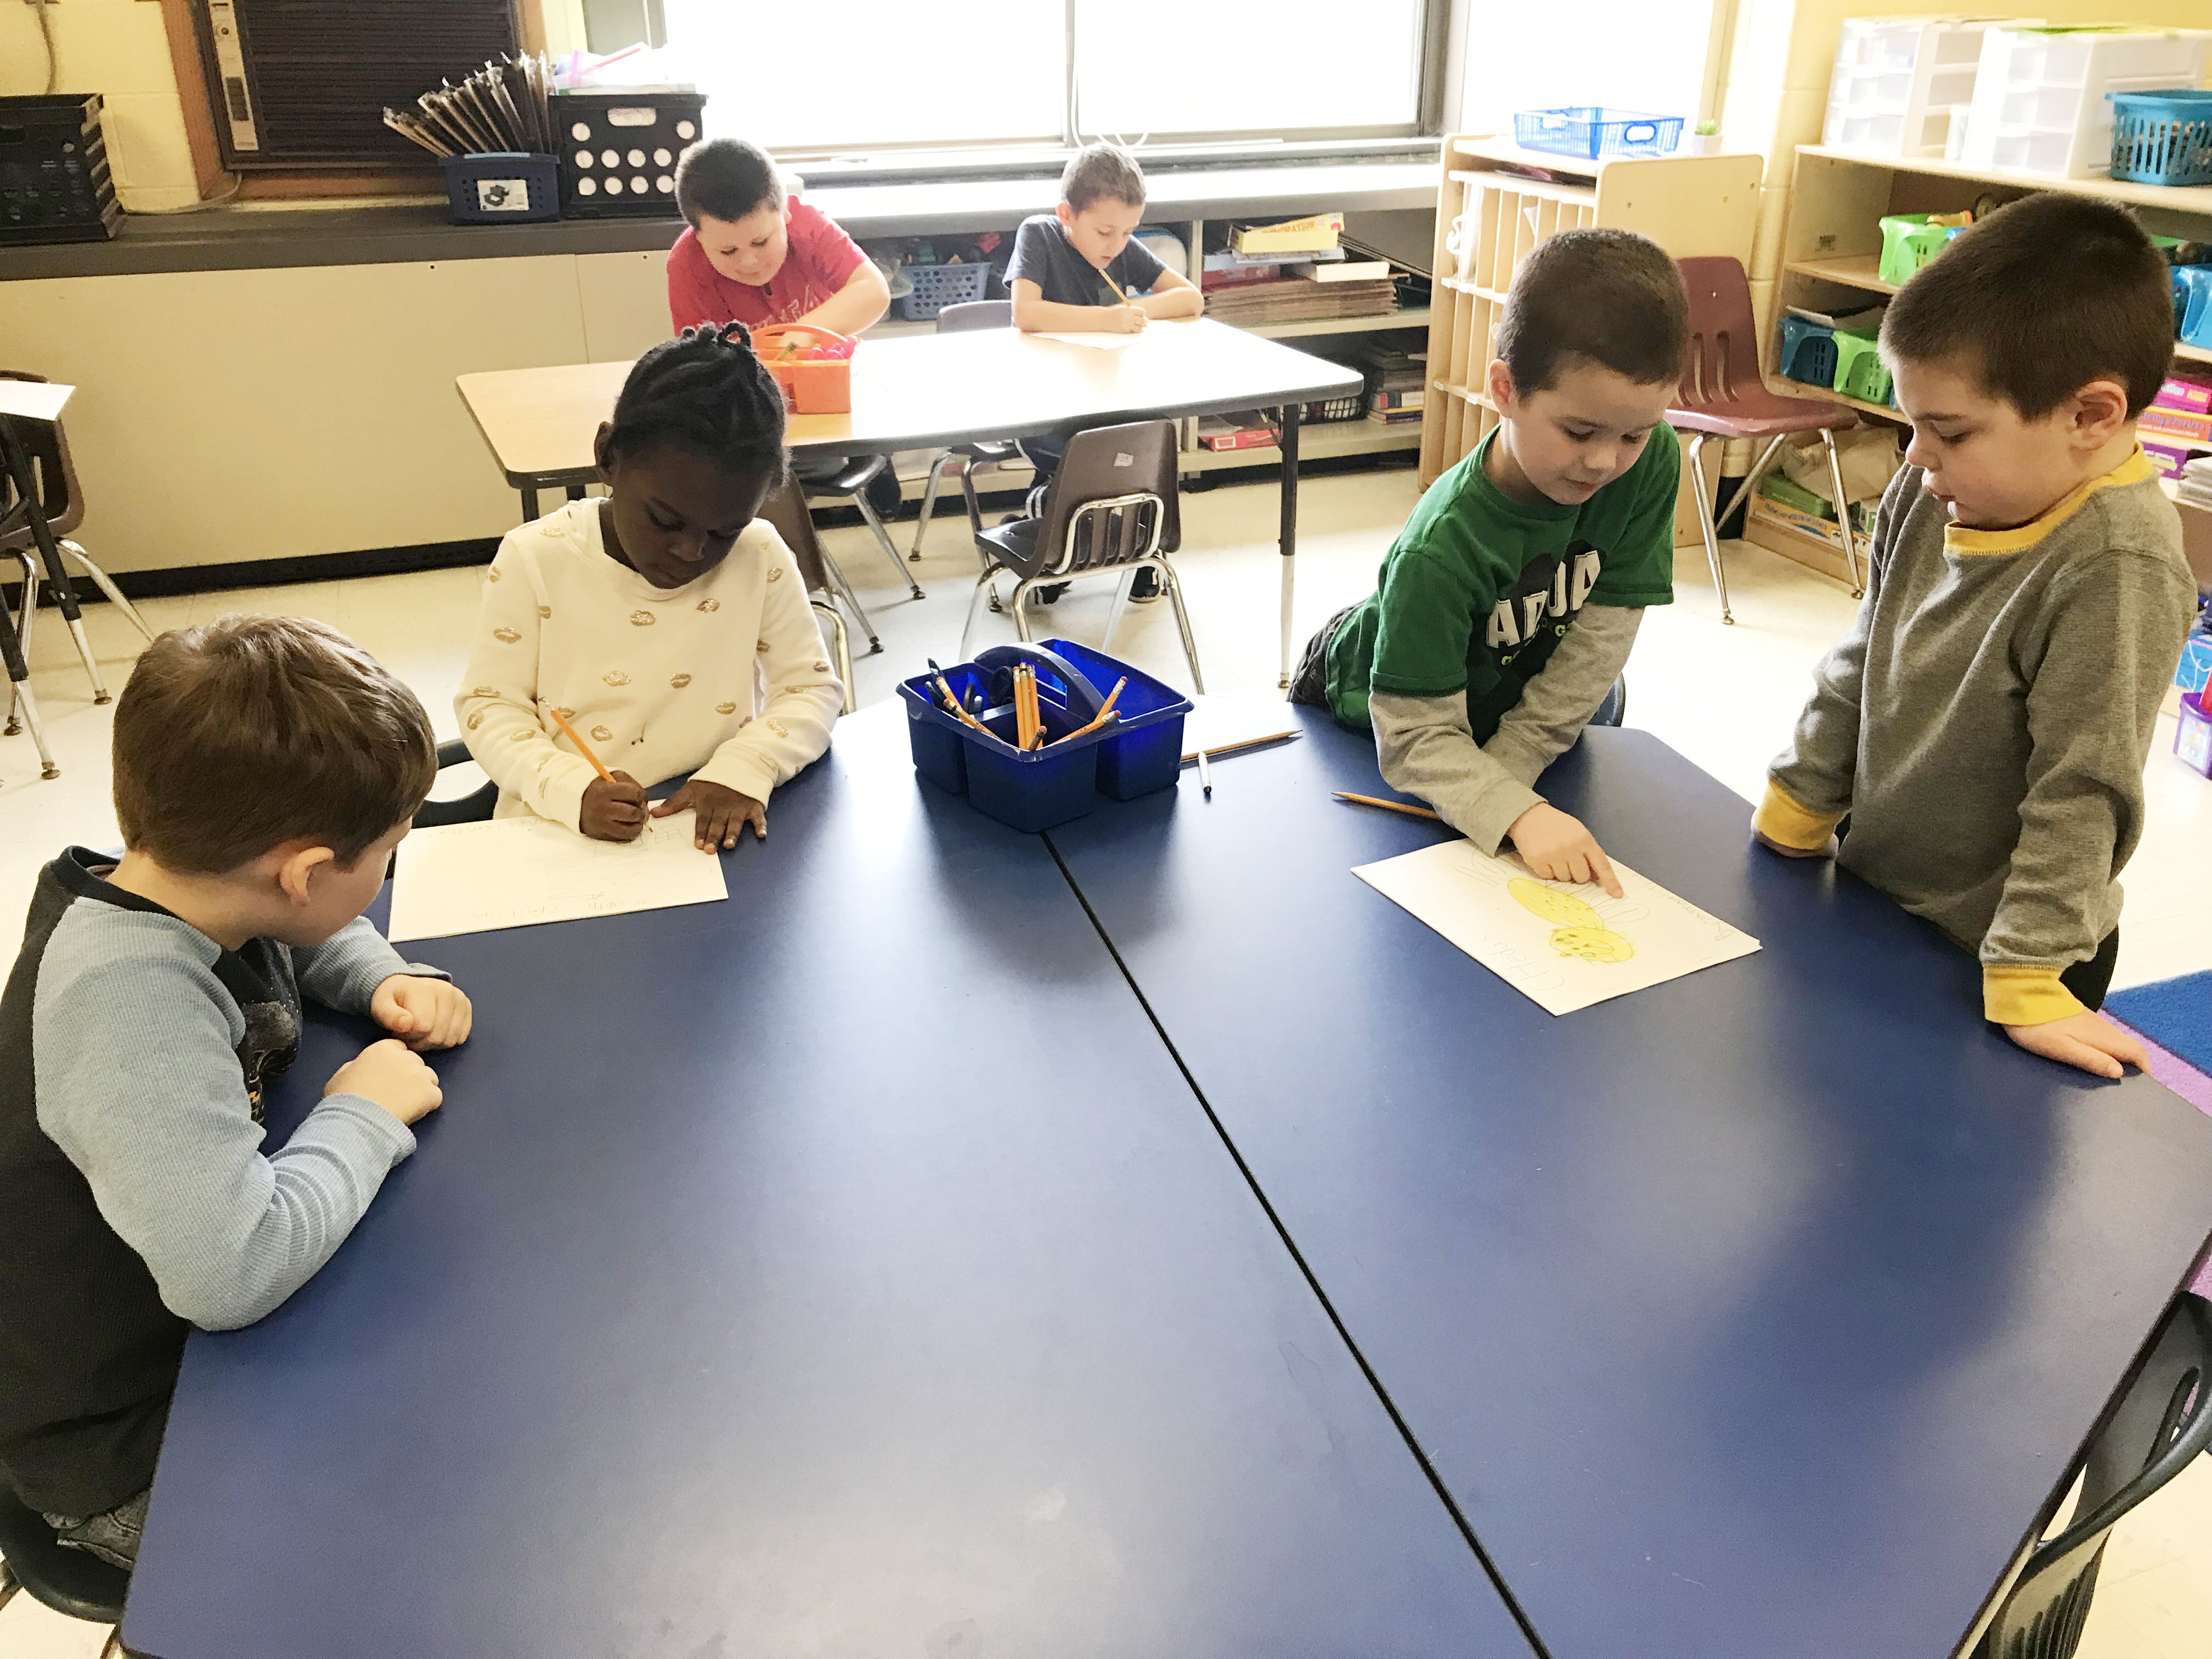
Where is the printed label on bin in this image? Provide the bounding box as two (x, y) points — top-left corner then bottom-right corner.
(476, 178), (531, 212)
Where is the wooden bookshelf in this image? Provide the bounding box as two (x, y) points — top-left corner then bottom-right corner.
(1422, 135), (1762, 544)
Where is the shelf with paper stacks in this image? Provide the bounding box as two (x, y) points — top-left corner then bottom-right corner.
(1427, 132), (1762, 552)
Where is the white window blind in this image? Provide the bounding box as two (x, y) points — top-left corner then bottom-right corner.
(660, 0), (1066, 151)
(1074, 0), (1427, 139)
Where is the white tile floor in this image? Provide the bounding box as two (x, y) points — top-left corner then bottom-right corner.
(1, 467), (2207, 1656)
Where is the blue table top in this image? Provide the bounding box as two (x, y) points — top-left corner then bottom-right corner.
(1045, 710), (2212, 1659)
(121, 711), (1533, 1659)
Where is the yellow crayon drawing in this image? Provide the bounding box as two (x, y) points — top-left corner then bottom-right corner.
(1508, 878), (1635, 963)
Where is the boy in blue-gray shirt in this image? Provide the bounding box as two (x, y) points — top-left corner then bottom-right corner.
(1006, 144), (1204, 596)
(0, 616), (472, 1568)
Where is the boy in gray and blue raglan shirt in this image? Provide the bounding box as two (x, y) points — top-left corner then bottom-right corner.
(1754, 194), (2196, 1080)
(0, 616), (472, 1570)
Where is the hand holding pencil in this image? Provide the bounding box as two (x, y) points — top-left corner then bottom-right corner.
(548, 704), (648, 843)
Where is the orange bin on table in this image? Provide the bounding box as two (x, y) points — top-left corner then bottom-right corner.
(755, 324), (856, 415)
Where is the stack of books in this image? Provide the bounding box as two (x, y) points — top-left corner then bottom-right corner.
(1201, 212), (1398, 327)
(1363, 346), (1425, 424)
(2142, 375), (2212, 479)
(2179, 454), (2212, 513)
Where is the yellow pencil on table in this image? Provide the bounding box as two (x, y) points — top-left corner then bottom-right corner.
(1334, 791), (1441, 821)
(1182, 729), (1300, 763)
(544, 705), (615, 782)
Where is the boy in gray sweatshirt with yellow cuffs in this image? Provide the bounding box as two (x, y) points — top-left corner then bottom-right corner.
(1754, 193), (2197, 1079)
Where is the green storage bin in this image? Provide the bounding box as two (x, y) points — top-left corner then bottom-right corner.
(1877, 211), (1970, 286)
(1832, 326), (1892, 406)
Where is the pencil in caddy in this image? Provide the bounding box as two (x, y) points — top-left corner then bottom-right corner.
(753, 324), (856, 415)
(897, 641), (1192, 832)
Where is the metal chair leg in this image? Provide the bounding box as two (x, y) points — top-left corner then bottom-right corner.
(819, 550), (882, 656)
(1686, 435), (1734, 626)
(811, 597), (856, 714)
(1819, 431), (1865, 598)
(0, 1552), (19, 1612)
(1009, 576), (1037, 644)
(61, 541), (157, 642)
(1102, 567), (1136, 653)
(958, 569), (1002, 658)
(850, 490), (924, 600)
(100, 1628), (127, 1659)
(5, 548), (33, 736)
(911, 453), (956, 561)
(1155, 558), (1206, 693)
(8, 676), (59, 778)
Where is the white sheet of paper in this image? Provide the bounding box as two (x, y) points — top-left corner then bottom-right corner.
(1352, 840), (1759, 1015)
(1032, 330), (1141, 350)
(388, 808), (727, 942)
(1180, 695), (1304, 761)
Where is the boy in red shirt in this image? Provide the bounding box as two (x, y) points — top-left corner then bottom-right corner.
(668, 137), (889, 335)
(669, 138), (900, 517)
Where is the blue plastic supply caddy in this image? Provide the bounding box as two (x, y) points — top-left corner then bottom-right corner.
(897, 640), (1193, 832)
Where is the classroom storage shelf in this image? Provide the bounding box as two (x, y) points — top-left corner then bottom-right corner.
(1765, 144), (2212, 560)
(1423, 136), (1763, 544)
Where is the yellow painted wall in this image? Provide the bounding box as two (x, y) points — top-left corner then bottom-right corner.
(0, 1), (200, 210)
(1718, 0), (2212, 335)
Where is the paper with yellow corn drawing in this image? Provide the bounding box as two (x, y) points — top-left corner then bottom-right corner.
(1351, 840), (1758, 1015)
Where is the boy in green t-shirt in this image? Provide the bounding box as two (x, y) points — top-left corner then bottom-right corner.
(1290, 229), (1689, 896)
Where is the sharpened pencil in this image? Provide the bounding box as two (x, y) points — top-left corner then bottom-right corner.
(1181, 729), (1301, 763)
(545, 706), (615, 783)
(1334, 791), (1441, 821)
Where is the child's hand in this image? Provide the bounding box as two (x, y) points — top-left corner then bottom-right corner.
(580, 771), (648, 842)
(2005, 1011), (2148, 1080)
(371, 974), (473, 1051)
(653, 780), (765, 851)
(1508, 802), (1624, 898)
(1107, 304), (1147, 334)
(324, 1039), (443, 1126)
(1752, 827), (1837, 859)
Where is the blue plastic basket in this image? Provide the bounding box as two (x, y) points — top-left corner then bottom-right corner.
(1513, 107), (1684, 161)
(2176, 266), (2212, 351)
(2110, 91), (2212, 188)
(898, 261), (991, 321)
(1778, 316), (1838, 388)
(896, 641), (1192, 832)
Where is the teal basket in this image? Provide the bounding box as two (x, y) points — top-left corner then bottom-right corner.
(1513, 107), (1684, 161)
(2109, 91), (2212, 188)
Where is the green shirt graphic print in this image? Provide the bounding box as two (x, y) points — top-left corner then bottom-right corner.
(1324, 423), (1678, 738)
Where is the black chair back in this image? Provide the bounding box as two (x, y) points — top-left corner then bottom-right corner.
(1029, 419), (1181, 578)
(1976, 1294), (2212, 1659)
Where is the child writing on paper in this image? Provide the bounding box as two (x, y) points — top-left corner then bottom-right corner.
(667, 136), (900, 518)
(1290, 230), (1690, 898)
(0, 616), (470, 1569)
(1007, 142), (1204, 599)
(460, 324), (843, 851)
(1753, 194), (2196, 1079)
